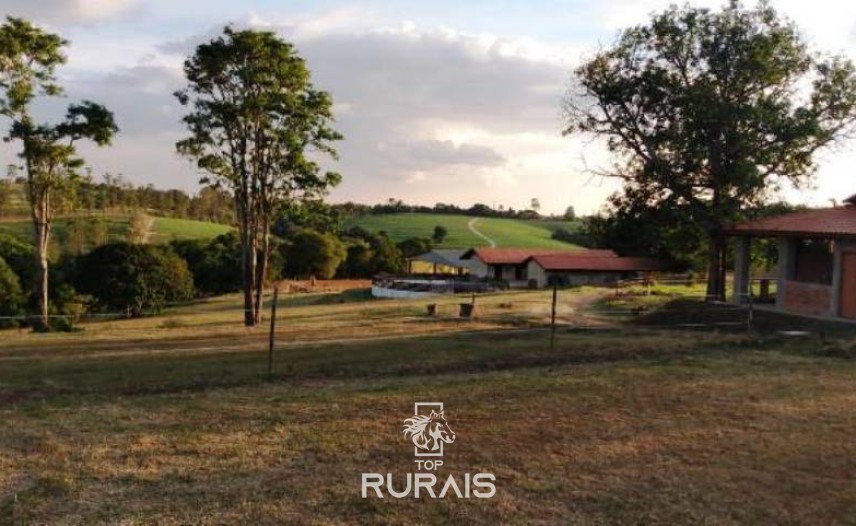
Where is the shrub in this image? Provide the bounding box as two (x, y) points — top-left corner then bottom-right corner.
(0, 233), (35, 294)
(171, 236), (240, 295)
(74, 243), (194, 316)
(432, 225), (448, 244)
(338, 229), (405, 277)
(396, 237), (433, 259)
(0, 255), (23, 327)
(171, 232), (283, 296)
(282, 228), (346, 279)
(338, 240), (374, 278)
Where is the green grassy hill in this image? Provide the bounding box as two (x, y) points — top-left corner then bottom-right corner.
(345, 213), (581, 249)
(149, 217), (234, 243)
(0, 215), (232, 247)
(1, 182), (233, 248)
(0, 216), (131, 244)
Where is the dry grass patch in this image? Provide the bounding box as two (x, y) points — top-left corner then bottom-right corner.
(2, 290), (856, 523)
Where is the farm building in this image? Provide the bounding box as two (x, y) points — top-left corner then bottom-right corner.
(524, 253), (666, 287)
(728, 195), (856, 319)
(460, 247), (665, 288)
(406, 249), (472, 275)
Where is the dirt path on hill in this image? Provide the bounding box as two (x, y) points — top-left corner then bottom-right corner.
(141, 215), (156, 243)
(468, 217), (496, 247)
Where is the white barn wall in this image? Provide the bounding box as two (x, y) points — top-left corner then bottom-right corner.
(527, 260), (634, 287)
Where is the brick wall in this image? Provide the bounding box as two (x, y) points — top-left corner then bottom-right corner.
(783, 280), (832, 317)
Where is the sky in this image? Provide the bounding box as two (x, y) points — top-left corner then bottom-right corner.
(2, 0), (856, 214)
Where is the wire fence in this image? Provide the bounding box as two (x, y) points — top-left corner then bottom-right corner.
(0, 276), (781, 343)
(414, 277), (765, 333)
(2, 276), (828, 392)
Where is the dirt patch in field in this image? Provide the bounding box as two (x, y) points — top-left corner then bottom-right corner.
(273, 279), (371, 294)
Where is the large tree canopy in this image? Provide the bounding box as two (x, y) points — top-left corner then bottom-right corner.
(176, 27), (342, 326)
(565, 1), (856, 300)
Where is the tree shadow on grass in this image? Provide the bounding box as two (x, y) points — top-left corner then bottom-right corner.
(0, 326), (768, 403)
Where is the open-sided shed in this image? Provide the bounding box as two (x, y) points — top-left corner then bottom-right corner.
(728, 195), (856, 319)
(407, 249), (472, 275)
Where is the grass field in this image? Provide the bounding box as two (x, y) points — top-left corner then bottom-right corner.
(0, 216), (131, 244)
(0, 214), (232, 247)
(2, 287), (856, 524)
(149, 217), (233, 243)
(346, 213), (581, 249)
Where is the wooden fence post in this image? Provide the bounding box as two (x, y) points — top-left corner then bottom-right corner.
(268, 287), (279, 380)
(551, 283), (558, 330)
(746, 285), (754, 333)
(550, 283), (558, 352)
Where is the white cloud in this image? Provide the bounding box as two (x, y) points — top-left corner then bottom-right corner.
(14, 1), (856, 214)
(378, 140), (506, 170)
(1, 0), (141, 25)
(150, 18), (591, 211)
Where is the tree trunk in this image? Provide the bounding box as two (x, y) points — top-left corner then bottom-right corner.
(30, 184), (52, 329)
(253, 222), (270, 326)
(241, 234), (257, 327)
(705, 231), (726, 302)
(23, 135), (52, 329)
(34, 217), (50, 328)
(238, 191), (258, 327)
(719, 239), (728, 301)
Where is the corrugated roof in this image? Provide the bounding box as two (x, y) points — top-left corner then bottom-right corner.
(728, 206), (856, 237)
(408, 249), (472, 269)
(527, 254), (666, 271)
(461, 247), (617, 265)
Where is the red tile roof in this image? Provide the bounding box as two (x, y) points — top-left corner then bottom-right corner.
(461, 247), (617, 265)
(728, 206), (856, 237)
(526, 254), (666, 271)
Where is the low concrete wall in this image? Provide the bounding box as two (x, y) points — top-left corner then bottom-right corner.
(371, 286), (437, 299)
(783, 280), (832, 317)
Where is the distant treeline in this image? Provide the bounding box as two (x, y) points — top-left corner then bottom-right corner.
(0, 174), (234, 224)
(334, 199), (569, 220)
(2, 175), (572, 225)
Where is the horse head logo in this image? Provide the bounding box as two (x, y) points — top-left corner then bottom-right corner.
(403, 407), (455, 455)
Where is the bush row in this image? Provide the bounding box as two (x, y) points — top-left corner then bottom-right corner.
(0, 226), (427, 326)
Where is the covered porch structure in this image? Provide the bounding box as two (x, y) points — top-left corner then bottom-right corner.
(728, 199), (856, 319)
(406, 249), (472, 275)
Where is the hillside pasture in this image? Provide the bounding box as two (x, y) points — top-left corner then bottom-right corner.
(346, 212), (581, 249)
(472, 216), (578, 248)
(0, 214), (232, 248)
(149, 216), (233, 242)
(346, 213), (481, 246)
(0, 216), (131, 245)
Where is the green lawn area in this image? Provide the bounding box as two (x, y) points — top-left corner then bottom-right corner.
(346, 213), (482, 246)
(0, 215), (232, 248)
(346, 213), (581, 248)
(149, 216), (233, 242)
(0, 181), (30, 216)
(2, 288), (856, 523)
(0, 216), (131, 244)
(473, 217), (579, 249)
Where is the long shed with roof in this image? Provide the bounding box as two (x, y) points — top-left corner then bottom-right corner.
(461, 247), (666, 288)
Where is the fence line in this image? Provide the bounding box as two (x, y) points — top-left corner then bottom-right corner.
(0, 286), (760, 334)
